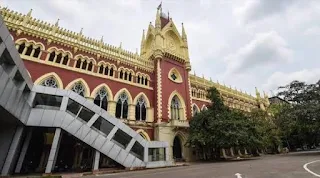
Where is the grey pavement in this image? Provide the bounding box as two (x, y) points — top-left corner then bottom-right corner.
(86, 151), (320, 178)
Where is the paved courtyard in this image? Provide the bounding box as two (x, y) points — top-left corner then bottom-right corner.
(87, 151), (320, 178)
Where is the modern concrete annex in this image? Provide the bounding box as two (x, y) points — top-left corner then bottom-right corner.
(0, 6), (270, 176)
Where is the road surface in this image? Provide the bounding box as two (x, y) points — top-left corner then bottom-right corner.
(86, 151), (320, 178)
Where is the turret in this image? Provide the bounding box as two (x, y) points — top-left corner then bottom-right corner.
(140, 29), (145, 55)
(182, 23), (191, 70)
(154, 8), (164, 59)
(155, 8), (161, 30)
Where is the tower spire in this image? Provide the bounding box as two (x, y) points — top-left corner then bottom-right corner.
(155, 7), (161, 29)
(140, 29), (145, 55)
(55, 18), (60, 27)
(27, 9), (33, 17)
(182, 23), (187, 42)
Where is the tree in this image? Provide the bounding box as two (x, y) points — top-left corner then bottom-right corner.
(275, 80), (320, 150)
(188, 87), (273, 160)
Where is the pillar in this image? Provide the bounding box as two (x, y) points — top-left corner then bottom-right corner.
(15, 128), (33, 173)
(45, 128), (62, 174)
(1, 126), (24, 176)
(230, 148), (235, 157)
(92, 150), (100, 171)
(128, 104), (135, 121)
(221, 149), (227, 158)
(108, 101), (116, 117)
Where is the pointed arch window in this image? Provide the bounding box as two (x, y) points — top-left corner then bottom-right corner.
(98, 66), (104, 74)
(41, 77), (58, 88)
(135, 96), (146, 121)
(104, 66), (109, 75)
(71, 82), (85, 97)
(55, 53), (62, 64)
(25, 45), (33, 56)
(62, 55), (69, 65)
(88, 61), (93, 71)
(171, 95), (180, 120)
(109, 68), (114, 76)
(48, 52), (55, 62)
(115, 92), (128, 119)
(18, 43), (26, 54)
(75, 60), (81, 68)
(94, 87), (108, 111)
(33, 47), (41, 58)
(82, 60), (88, 70)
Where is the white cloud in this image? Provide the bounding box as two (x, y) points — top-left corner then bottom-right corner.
(234, 0), (298, 24)
(304, 26), (320, 36)
(263, 68), (320, 91)
(225, 31), (292, 74)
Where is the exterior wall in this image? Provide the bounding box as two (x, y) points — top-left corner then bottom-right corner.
(0, 123), (17, 171)
(192, 99), (210, 111)
(160, 57), (191, 121)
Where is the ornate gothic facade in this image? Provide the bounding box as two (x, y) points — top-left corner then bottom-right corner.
(1, 6), (270, 161)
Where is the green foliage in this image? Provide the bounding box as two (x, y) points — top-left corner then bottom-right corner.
(188, 87), (279, 160)
(275, 80), (320, 150)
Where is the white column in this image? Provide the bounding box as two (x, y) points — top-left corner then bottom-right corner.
(15, 129), (33, 173)
(1, 126), (24, 176)
(45, 128), (62, 173)
(92, 150), (100, 171)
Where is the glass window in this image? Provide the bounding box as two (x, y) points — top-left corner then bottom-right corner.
(33, 93), (62, 110)
(130, 141), (144, 161)
(41, 77), (58, 88)
(91, 117), (114, 137)
(112, 129), (132, 149)
(66, 99), (82, 116)
(148, 148), (166, 162)
(77, 106), (95, 122)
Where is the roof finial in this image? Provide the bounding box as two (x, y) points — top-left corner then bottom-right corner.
(119, 42), (122, 48)
(55, 18), (60, 27)
(155, 6), (161, 29)
(168, 11), (170, 20)
(27, 9), (33, 17)
(255, 87), (261, 97)
(182, 23), (187, 41)
(141, 29), (145, 44)
(79, 28), (83, 35)
(100, 36), (104, 42)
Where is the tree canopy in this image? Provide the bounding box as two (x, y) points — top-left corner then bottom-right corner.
(188, 87), (278, 160)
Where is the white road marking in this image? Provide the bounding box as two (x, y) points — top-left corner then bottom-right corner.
(235, 173), (242, 178)
(303, 160), (320, 177)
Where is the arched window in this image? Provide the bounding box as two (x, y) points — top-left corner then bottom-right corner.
(124, 72), (128, 80)
(48, 52), (55, 62)
(192, 105), (199, 117)
(135, 96), (146, 121)
(82, 60), (87, 70)
(129, 73), (132, 82)
(25, 45), (33, 56)
(171, 95), (180, 120)
(88, 61), (93, 71)
(137, 76), (140, 84)
(144, 78), (148, 86)
(56, 53), (62, 64)
(71, 82), (85, 96)
(109, 68), (114, 77)
(98, 66), (104, 74)
(75, 60), (81, 68)
(33, 47), (41, 58)
(41, 77), (58, 88)
(62, 55), (69, 65)
(119, 71), (123, 79)
(18, 43), (26, 54)
(94, 87), (108, 111)
(104, 66), (109, 75)
(115, 92), (128, 119)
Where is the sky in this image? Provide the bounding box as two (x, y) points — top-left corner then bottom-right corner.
(2, 0), (320, 96)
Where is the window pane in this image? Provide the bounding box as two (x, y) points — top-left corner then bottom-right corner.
(66, 99), (82, 116)
(130, 141), (144, 161)
(148, 148), (166, 162)
(33, 93), (62, 110)
(78, 106), (95, 122)
(92, 117), (114, 137)
(112, 129), (132, 149)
